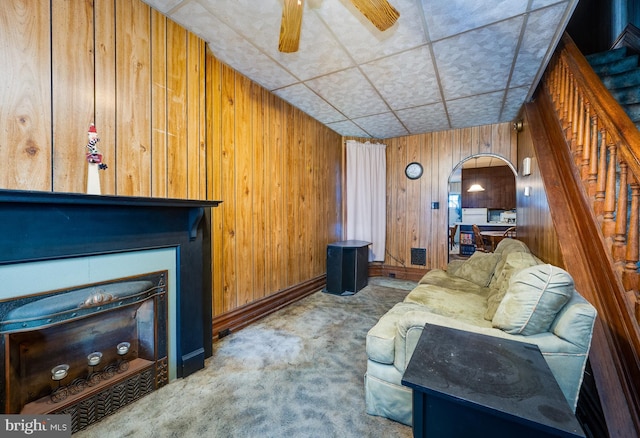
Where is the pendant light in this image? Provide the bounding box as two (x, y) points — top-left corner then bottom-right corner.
(466, 157), (485, 192)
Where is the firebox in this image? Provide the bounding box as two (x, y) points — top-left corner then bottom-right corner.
(0, 271), (168, 431)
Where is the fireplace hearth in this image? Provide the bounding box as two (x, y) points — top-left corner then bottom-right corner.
(2, 271), (168, 431)
(0, 189), (221, 432)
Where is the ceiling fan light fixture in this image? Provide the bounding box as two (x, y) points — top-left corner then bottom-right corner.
(279, 0), (305, 53)
(350, 0), (400, 31)
(467, 183), (485, 192)
(278, 0), (399, 53)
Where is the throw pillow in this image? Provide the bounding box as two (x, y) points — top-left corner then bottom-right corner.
(484, 252), (540, 320)
(454, 251), (501, 287)
(492, 264), (574, 335)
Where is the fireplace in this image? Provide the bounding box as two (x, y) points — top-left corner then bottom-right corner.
(0, 190), (221, 431)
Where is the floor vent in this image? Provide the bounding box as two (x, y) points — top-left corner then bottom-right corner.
(411, 248), (426, 266)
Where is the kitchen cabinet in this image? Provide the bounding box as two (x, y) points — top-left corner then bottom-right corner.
(461, 166), (515, 209)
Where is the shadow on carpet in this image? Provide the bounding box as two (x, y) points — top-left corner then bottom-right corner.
(76, 277), (416, 438)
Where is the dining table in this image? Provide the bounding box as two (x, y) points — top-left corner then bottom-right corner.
(480, 230), (508, 252)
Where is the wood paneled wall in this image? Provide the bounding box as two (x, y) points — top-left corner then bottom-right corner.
(0, 0), (205, 198)
(515, 113), (564, 267)
(206, 53), (343, 315)
(1, 0), (344, 319)
(383, 124), (517, 271)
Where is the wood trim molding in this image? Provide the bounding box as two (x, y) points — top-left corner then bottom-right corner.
(211, 265), (428, 342)
(368, 264), (427, 282)
(212, 275), (326, 341)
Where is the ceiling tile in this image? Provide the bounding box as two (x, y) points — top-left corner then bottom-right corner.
(327, 120), (370, 138)
(421, 0), (529, 41)
(171, 2), (298, 90)
(196, 0), (355, 81)
(361, 45), (441, 110)
(447, 91), (505, 128)
(502, 86), (530, 121)
(273, 84), (346, 124)
(315, 0), (428, 64)
(142, 0), (578, 139)
(532, 0), (569, 8)
(433, 17), (524, 100)
(353, 113), (409, 139)
(510, 2), (568, 88)
(396, 102), (451, 134)
(305, 68), (390, 119)
(269, 12), (355, 81)
(145, 0), (181, 13)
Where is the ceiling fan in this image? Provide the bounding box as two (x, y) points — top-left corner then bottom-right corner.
(278, 0), (400, 53)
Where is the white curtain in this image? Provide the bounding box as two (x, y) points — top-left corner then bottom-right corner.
(346, 140), (386, 262)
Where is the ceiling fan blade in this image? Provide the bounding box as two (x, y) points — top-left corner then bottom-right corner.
(279, 0), (304, 53)
(350, 0), (399, 31)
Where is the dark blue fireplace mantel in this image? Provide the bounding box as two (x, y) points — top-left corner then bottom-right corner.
(0, 189), (221, 378)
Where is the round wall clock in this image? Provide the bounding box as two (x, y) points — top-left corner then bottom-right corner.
(405, 162), (423, 180)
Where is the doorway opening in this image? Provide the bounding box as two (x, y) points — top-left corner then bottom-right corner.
(448, 154), (517, 261)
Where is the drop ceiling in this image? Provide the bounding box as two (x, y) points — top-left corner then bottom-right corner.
(142, 0), (578, 139)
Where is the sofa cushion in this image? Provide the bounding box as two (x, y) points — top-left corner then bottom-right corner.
(492, 264), (574, 335)
(404, 284), (489, 323)
(484, 252), (540, 320)
(454, 251), (501, 287)
(494, 238), (531, 255)
(415, 269), (489, 297)
(488, 239), (532, 289)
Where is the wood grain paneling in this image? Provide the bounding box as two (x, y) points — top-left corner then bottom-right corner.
(383, 124), (517, 271)
(51, 0), (94, 193)
(206, 54), (343, 315)
(0, 0), (51, 191)
(94, 0), (117, 195)
(516, 113), (564, 266)
(115, 0), (151, 197)
(1, 0), (206, 199)
(151, 9), (167, 198)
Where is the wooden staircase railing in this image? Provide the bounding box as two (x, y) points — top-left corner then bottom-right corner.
(533, 32), (640, 436)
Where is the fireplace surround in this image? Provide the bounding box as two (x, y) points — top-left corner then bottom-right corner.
(0, 190), (221, 428)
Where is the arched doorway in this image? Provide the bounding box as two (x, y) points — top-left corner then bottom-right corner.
(448, 154), (517, 260)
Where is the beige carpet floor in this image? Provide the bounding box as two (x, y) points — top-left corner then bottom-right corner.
(75, 277), (415, 438)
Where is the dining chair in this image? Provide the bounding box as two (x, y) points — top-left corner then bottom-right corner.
(449, 224), (458, 250)
(472, 224), (491, 252)
(503, 226), (517, 238)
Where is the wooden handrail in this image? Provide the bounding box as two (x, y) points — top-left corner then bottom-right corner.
(535, 32), (640, 436)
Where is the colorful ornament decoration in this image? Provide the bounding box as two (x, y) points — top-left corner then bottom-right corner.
(86, 124), (107, 170)
(86, 123), (107, 194)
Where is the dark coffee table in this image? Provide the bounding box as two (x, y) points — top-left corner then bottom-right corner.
(401, 324), (585, 438)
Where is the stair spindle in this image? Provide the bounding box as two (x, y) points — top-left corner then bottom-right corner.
(587, 114), (599, 193)
(581, 100), (592, 181)
(575, 90), (585, 157)
(561, 62), (569, 128)
(602, 142), (617, 238)
(624, 180), (640, 309)
(613, 161), (629, 263)
(594, 129), (609, 216)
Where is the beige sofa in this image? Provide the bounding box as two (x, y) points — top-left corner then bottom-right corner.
(364, 238), (597, 426)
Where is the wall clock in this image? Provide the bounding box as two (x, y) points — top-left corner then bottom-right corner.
(405, 162), (423, 180)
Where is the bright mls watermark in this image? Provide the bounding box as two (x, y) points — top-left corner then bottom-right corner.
(0, 415), (71, 437)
